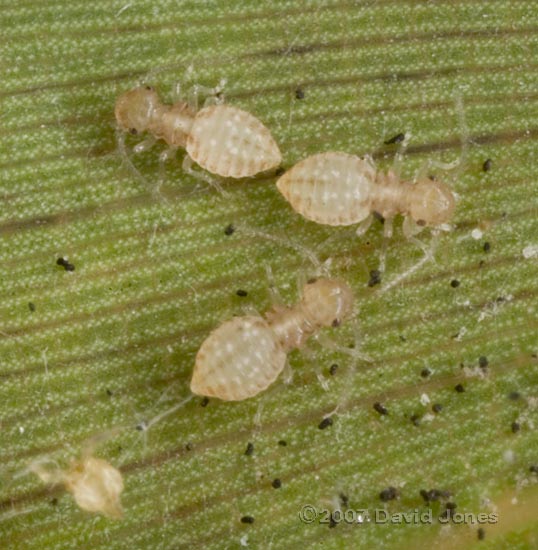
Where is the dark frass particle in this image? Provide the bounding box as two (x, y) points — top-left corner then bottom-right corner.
(56, 257), (75, 271)
(508, 391), (521, 400)
(379, 486), (399, 501)
(272, 478), (282, 489)
(274, 166), (286, 177)
(478, 356), (489, 368)
(420, 368), (431, 378)
(329, 513), (337, 528)
(455, 384), (465, 393)
(329, 363), (339, 376)
(373, 402), (388, 415)
(432, 403), (443, 413)
(295, 88), (305, 100)
(185, 442), (194, 451)
(511, 421), (520, 433)
(28, 302), (36, 312)
(483, 241), (491, 252)
(420, 488), (452, 503)
(368, 269), (382, 287)
(477, 527), (486, 540)
(318, 417), (333, 430)
(236, 289), (248, 297)
(278, 440), (287, 447)
(340, 493), (349, 507)
(200, 396), (209, 407)
(529, 465), (538, 474)
(224, 224), (235, 236)
(106, 388), (113, 396)
(482, 158), (492, 172)
(50, 497), (58, 506)
(245, 442), (254, 456)
(241, 516), (255, 524)
(384, 132), (405, 145)
(450, 279), (460, 288)
(410, 414), (421, 426)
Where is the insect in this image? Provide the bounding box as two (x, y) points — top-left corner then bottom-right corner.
(190, 277), (354, 401)
(30, 454), (124, 518)
(114, 85), (282, 179)
(276, 152), (456, 239)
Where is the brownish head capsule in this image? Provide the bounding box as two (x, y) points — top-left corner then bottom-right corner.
(408, 179), (455, 226)
(114, 87), (161, 135)
(300, 278), (354, 328)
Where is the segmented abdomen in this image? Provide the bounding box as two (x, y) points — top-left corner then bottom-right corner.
(276, 152), (376, 225)
(187, 105), (282, 178)
(191, 316), (287, 401)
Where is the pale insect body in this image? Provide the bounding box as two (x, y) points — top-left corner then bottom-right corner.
(31, 455), (124, 519)
(276, 152), (456, 237)
(114, 86), (281, 178)
(190, 278), (354, 401)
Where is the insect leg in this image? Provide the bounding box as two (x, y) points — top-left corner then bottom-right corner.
(133, 135), (157, 154)
(181, 154), (227, 195)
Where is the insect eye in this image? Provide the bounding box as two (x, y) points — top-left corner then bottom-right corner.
(129, 128), (138, 135)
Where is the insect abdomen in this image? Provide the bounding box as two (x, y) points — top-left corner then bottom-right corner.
(191, 316), (286, 401)
(276, 152), (375, 226)
(187, 105), (282, 178)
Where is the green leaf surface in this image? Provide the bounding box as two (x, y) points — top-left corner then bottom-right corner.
(2, 1), (538, 549)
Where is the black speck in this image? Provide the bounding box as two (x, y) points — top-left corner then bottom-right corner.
(295, 88), (305, 100)
(483, 241), (491, 252)
(432, 403), (443, 413)
(384, 132), (405, 145)
(446, 501), (457, 510)
(241, 516), (255, 524)
(200, 397), (209, 407)
(272, 478), (282, 489)
(379, 486), (399, 501)
(307, 277), (318, 284)
(482, 158), (492, 172)
(508, 391), (521, 400)
(479, 260), (485, 268)
(129, 127), (138, 135)
(224, 224), (235, 236)
(368, 269), (382, 287)
(511, 421), (520, 433)
(373, 402), (388, 415)
(236, 289), (248, 297)
(135, 423), (145, 431)
(420, 368), (431, 378)
(329, 363), (338, 376)
(416, 219), (426, 227)
(245, 442), (254, 456)
(185, 442), (193, 451)
(399, 335), (407, 342)
(340, 493), (349, 506)
(278, 439), (287, 446)
(50, 497), (58, 506)
(478, 356), (489, 368)
(56, 257), (75, 271)
(331, 318), (341, 327)
(106, 388), (113, 396)
(329, 513), (338, 528)
(478, 527), (486, 540)
(373, 211), (385, 224)
(420, 488), (451, 503)
(450, 279), (460, 288)
(529, 465), (538, 474)
(455, 384), (465, 393)
(28, 302), (36, 312)
(318, 417), (333, 430)
(410, 414), (421, 426)
(275, 166), (285, 177)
